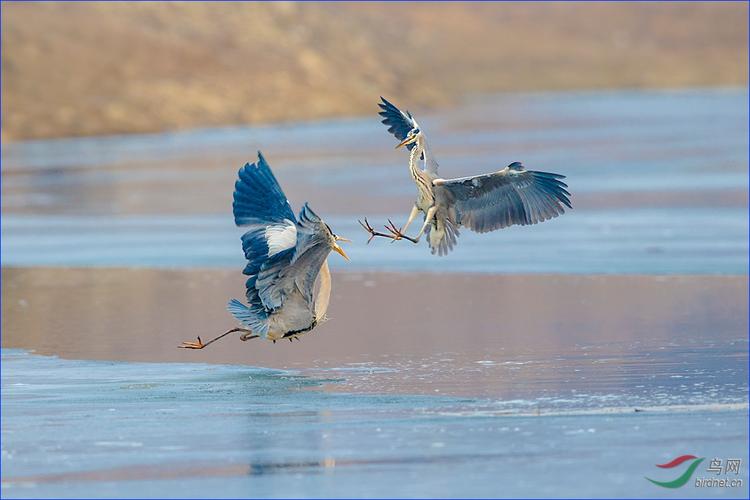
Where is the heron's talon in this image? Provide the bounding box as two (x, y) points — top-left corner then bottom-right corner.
(381, 219), (419, 243)
(359, 217), (397, 243)
(384, 219), (403, 240)
(179, 337), (205, 349)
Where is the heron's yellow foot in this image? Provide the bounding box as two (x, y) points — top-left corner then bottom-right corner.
(179, 337), (205, 349)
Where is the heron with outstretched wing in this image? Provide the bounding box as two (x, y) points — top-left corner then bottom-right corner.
(180, 151), (349, 349)
(360, 97), (572, 255)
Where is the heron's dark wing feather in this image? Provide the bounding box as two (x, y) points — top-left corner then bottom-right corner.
(378, 96), (420, 154)
(435, 162), (571, 233)
(233, 151), (295, 227)
(378, 96), (417, 142)
(233, 152), (297, 275)
(230, 152), (298, 320)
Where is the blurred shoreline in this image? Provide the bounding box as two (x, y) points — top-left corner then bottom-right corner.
(3, 2), (747, 141)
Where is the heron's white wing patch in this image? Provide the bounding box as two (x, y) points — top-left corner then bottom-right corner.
(265, 219), (297, 256)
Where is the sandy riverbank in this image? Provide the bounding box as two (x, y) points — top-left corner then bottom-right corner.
(3, 2), (747, 141)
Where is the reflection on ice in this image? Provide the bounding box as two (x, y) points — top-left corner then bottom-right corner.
(2, 349), (747, 498)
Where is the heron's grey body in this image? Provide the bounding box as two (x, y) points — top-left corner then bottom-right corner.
(376, 97), (572, 255)
(226, 152), (347, 342)
(405, 143), (460, 255)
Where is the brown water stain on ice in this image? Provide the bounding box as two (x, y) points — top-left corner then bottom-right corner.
(2, 267), (746, 398)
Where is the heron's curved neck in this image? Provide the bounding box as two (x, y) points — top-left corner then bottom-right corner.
(313, 260), (332, 322)
(409, 140), (434, 202)
(419, 136), (430, 161)
(412, 135), (438, 175)
(408, 143), (422, 177)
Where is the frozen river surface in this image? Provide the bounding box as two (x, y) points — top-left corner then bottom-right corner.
(2, 88), (748, 497)
(2, 88), (748, 274)
(2, 349), (747, 498)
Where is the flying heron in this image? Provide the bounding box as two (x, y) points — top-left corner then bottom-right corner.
(360, 97), (572, 255)
(180, 151), (350, 349)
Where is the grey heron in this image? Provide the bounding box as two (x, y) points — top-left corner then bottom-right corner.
(360, 97), (572, 255)
(180, 151), (349, 348)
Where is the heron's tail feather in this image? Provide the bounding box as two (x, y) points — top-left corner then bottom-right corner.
(427, 218), (460, 256)
(227, 299), (269, 338)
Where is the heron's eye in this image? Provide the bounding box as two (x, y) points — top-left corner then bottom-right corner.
(412, 128), (419, 135)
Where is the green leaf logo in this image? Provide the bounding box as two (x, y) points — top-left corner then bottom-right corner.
(646, 455), (705, 488)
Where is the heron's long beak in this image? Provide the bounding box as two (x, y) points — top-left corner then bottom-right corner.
(332, 243), (350, 261)
(395, 135), (417, 150)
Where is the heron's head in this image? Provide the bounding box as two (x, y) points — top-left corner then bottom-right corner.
(324, 223), (351, 261)
(395, 128), (421, 149)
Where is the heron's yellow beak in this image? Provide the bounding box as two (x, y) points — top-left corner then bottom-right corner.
(395, 135), (417, 150)
(332, 242), (350, 261)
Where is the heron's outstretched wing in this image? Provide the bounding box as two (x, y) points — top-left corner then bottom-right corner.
(233, 152), (297, 276)
(378, 96), (419, 149)
(230, 152), (299, 333)
(233, 151), (295, 227)
(434, 162), (571, 233)
(379, 97), (441, 174)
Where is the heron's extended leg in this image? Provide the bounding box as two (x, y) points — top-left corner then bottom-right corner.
(399, 205), (420, 234)
(179, 327), (257, 349)
(381, 204), (421, 243)
(386, 206), (437, 244)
